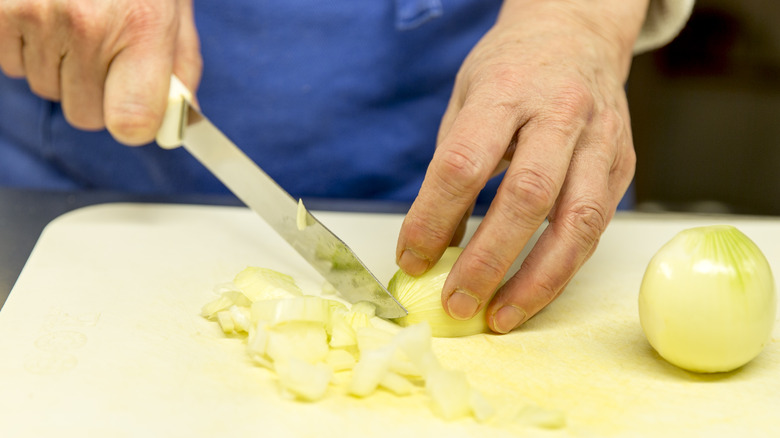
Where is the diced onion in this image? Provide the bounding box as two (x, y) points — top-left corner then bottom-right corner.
(379, 371), (415, 396)
(202, 265), (497, 421)
(425, 368), (472, 420)
(233, 267), (302, 301)
(201, 290), (251, 319)
(275, 358), (332, 401)
(251, 296), (330, 326)
(325, 349), (357, 372)
(265, 322), (329, 364)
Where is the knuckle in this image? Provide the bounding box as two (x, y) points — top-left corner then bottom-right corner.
(519, 258), (560, 304)
(461, 248), (507, 287)
(598, 108), (624, 139)
(547, 80), (594, 123)
(402, 210), (455, 250)
(9, 0), (48, 24)
(561, 202), (608, 251)
(60, 4), (105, 42)
(121, 3), (175, 37)
(534, 275), (560, 304)
(500, 167), (558, 223)
(432, 143), (490, 200)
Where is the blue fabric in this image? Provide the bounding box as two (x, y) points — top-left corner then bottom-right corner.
(0, 0), (634, 209)
(0, 0), (505, 204)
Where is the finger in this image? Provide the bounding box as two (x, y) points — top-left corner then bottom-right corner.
(442, 113), (585, 321)
(59, 22), (107, 131)
(104, 31), (176, 146)
(17, 12), (62, 100)
(0, 15), (25, 77)
(396, 92), (521, 276)
(433, 84), (470, 246)
(486, 108), (632, 333)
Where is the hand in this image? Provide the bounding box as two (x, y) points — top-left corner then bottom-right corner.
(0, 0), (201, 145)
(396, 0), (648, 333)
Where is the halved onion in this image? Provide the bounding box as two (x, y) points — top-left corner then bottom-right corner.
(388, 247), (490, 337)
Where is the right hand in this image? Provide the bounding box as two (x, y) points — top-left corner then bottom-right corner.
(0, 0), (201, 145)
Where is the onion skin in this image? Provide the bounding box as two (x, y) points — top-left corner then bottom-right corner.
(388, 247), (490, 338)
(638, 225), (777, 373)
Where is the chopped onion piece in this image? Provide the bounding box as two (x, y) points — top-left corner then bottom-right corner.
(266, 322), (329, 364)
(325, 349), (357, 372)
(345, 302), (376, 332)
(349, 345), (395, 397)
(379, 371), (415, 396)
(393, 322), (439, 378)
(426, 368), (472, 420)
(201, 290), (251, 319)
(228, 305), (252, 333)
(233, 267), (303, 301)
(356, 326), (395, 353)
(246, 322), (270, 365)
(358, 326), (421, 378)
(296, 199), (313, 231)
(469, 390), (496, 423)
(216, 310), (236, 334)
(328, 314), (358, 348)
(275, 358), (332, 402)
(251, 296), (331, 326)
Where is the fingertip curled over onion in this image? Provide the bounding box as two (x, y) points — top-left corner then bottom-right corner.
(388, 247), (491, 337)
(638, 225), (777, 373)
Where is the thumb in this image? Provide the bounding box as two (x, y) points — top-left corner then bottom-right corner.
(103, 40), (174, 146)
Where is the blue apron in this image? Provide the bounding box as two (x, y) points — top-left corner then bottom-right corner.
(0, 0), (632, 208)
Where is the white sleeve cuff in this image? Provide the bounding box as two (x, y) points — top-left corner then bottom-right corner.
(634, 0), (695, 54)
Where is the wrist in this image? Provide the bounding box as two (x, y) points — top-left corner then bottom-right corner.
(498, 0), (650, 78)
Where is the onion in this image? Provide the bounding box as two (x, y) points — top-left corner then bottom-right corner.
(202, 265), (496, 421)
(233, 267), (302, 301)
(388, 247), (490, 337)
(638, 225), (777, 373)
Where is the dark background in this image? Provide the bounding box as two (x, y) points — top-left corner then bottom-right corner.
(627, 0), (780, 215)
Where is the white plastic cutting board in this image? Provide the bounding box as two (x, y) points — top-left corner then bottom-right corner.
(0, 203), (778, 437)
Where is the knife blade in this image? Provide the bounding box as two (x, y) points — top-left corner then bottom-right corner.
(156, 75), (407, 319)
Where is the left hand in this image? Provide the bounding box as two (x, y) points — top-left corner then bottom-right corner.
(396, 0), (648, 333)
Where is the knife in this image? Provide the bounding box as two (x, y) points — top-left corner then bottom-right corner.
(156, 75), (407, 319)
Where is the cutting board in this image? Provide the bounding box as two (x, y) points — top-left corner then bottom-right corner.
(0, 203), (778, 437)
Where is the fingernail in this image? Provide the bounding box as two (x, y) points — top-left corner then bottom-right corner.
(398, 248), (431, 276)
(447, 289), (480, 320)
(492, 305), (527, 334)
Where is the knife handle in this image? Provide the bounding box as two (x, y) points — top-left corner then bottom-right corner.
(156, 75), (194, 150)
